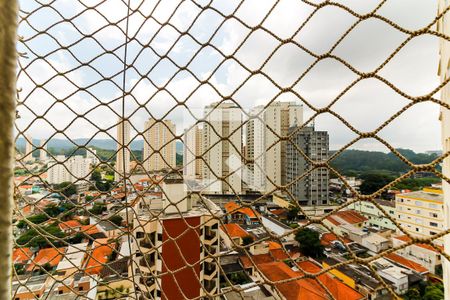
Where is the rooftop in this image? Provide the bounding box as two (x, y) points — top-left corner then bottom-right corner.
(397, 190), (443, 203)
(221, 223), (249, 238)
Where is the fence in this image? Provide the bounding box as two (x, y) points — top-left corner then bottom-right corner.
(6, 0), (450, 299)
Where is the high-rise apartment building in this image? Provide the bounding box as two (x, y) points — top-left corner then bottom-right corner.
(183, 125), (203, 179)
(246, 102), (303, 192)
(285, 126), (329, 206)
(24, 135), (34, 162)
(396, 188), (444, 246)
(203, 102), (242, 194)
(438, 0), (450, 296)
(131, 179), (221, 299)
(39, 139), (47, 161)
(115, 118), (131, 182)
(47, 155), (92, 184)
(143, 119), (176, 172)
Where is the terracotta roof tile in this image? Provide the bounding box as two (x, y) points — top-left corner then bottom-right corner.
(224, 201), (259, 219)
(27, 247), (65, 272)
(220, 223), (249, 238)
(85, 238), (116, 275)
(13, 248), (33, 264)
(385, 253), (428, 274)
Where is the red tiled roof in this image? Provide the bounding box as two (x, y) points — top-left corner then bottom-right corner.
(326, 210), (366, 226)
(80, 225), (100, 235)
(240, 254), (274, 269)
(321, 233), (352, 246)
(393, 235), (443, 252)
(385, 253), (428, 274)
(224, 201), (258, 219)
(297, 261), (364, 300)
(27, 247), (65, 272)
(59, 220), (82, 231)
(268, 241), (282, 250)
(257, 262), (328, 300)
(85, 238), (116, 275)
(13, 248), (33, 264)
(270, 249), (289, 261)
(220, 223), (249, 238)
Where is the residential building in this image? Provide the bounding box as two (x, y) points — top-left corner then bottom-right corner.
(131, 179), (222, 299)
(220, 223), (250, 248)
(255, 260), (364, 300)
(143, 118), (176, 172)
(86, 147), (99, 167)
(286, 125), (329, 206)
(24, 134), (34, 162)
(371, 259), (410, 295)
(47, 155), (91, 184)
(115, 117), (131, 182)
(393, 235), (443, 274)
(323, 210), (367, 236)
(224, 201), (260, 225)
(322, 257), (391, 299)
(183, 125), (203, 179)
(246, 102), (303, 193)
(203, 102), (242, 194)
(395, 188), (444, 245)
(39, 139), (47, 161)
(347, 199), (397, 230)
(437, 0), (450, 295)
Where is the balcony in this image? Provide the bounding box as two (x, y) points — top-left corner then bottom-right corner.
(139, 256), (156, 271)
(139, 276), (156, 288)
(139, 239), (154, 250)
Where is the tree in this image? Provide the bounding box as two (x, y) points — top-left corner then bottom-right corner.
(287, 206), (300, 221)
(242, 235), (254, 246)
(404, 287), (421, 300)
(423, 284), (444, 300)
(108, 215), (123, 227)
(359, 173), (394, 195)
(89, 203), (106, 215)
(90, 169), (102, 182)
(44, 204), (61, 218)
(56, 182), (77, 197)
(295, 228), (324, 258)
(16, 225), (65, 248)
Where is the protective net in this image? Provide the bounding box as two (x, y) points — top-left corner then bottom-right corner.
(11, 0), (450, 299)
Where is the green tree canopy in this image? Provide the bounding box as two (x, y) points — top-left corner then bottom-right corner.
(56, 182), (77, 197)
(295, 228), (324, 259)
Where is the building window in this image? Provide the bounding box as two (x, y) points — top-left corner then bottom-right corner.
(430, 222), (438, 227)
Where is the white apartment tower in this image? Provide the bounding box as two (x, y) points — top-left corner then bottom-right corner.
(203, 102), (243, 194)
(24, 134), (34, 162)
(438, 0), (450, 298)
(39, 139), (47, 161)
(47, 155), (91, 184)
(115, 118), (131, 182)
(183, 125), (203, 179)
(246, 101), (303, 193)
(143, 118), (176, 172)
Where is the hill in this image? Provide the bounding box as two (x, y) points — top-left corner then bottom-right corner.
(330, 149), (439, 176)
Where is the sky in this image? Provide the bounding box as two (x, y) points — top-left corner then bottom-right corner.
(16, 0), (447, 152)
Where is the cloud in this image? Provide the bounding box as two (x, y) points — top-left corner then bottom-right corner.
(16, 0), (445, 153)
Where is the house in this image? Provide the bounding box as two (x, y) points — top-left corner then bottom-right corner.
(58, 220), (82, 234)
(85, 238), (116, 275)
(56, 243), (88, 277)
(224, 202), (260, 225)
(13, 247), (33, 266)
(220, 223), (250, 248)
(392, 235), (442, 274)
(384, 253), (428, 275)
(27, 247), (66, 273)
(255, 260), (364, 300)
(323, 210), (367, 236)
